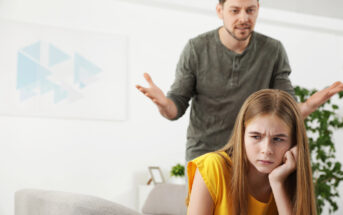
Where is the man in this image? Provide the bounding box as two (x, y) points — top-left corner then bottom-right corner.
(136, 0), (343, 161)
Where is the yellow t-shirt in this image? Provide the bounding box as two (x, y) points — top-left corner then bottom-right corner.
(187, 151), (278, 215)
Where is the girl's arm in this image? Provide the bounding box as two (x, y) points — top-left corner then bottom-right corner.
(269, 148), (297, 215)
(269, 181), (293, 215)
(188, 168), (214, 215)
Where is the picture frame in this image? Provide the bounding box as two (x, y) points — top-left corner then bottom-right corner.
(148, 166), (165, 184)
(0, 19), (128, 121)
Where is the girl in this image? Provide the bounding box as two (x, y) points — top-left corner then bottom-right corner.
(187, 89), (316, 215)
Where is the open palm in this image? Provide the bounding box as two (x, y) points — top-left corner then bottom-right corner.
(136, 73), (168, 107)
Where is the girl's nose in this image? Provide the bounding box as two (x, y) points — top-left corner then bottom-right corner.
(261, 138), (273, 155)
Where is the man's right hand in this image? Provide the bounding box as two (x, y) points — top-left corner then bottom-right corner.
(136, 73), (168, 107)
(136, 73), (178, 119)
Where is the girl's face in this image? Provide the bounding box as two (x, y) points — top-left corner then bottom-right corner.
(244, 114), (292, 174)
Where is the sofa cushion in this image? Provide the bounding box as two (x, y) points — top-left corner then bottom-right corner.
(142, 184), (187, 215)
(15, 189), (141, 215)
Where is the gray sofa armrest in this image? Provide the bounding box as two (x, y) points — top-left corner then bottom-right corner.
(15, 189), (141, 215)
(142, 184), (187, 215)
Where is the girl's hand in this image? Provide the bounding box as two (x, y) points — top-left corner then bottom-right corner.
(269, 146), (297, 184)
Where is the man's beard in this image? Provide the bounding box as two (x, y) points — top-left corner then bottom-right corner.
(225, 27), (252, 42)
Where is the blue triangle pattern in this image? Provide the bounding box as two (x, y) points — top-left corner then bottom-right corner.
(79, 82), (86, 89)
(17, 53), (39, 89)
(19, 85), (37, 101)
(53, 86), (68, 103)
(49, 44), (70, 67)
(40, 78), (55, 94)
(74, 53), (101, 87)
(22, 41), (41, 62)
(37, 65), (51, 80)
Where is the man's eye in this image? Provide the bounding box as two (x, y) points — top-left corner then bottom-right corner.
(247, 9), (255, 14)
(231, 10), (239, 14)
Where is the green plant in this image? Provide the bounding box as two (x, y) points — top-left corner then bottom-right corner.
(294, 86), (343, 214)
(170, 163), (185, 177)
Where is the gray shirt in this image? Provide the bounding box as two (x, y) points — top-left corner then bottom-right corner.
(167, 28), (295, 161)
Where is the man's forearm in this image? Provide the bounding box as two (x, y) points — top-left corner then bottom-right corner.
(298, 102), (312, 119)
(158, 98), (178, 120)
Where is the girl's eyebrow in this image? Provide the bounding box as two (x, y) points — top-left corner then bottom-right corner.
(248, 131), (288, 137)
(247, 131), (263, 136)
(274, 134), (288, 138)
(248, 131), (261, 135)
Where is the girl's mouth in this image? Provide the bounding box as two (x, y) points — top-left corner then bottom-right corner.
(258, 160), (274, 165)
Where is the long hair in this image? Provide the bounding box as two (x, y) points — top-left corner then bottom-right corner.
(221, 89), (317, 215)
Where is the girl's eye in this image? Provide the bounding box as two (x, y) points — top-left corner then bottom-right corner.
(273, 137), (284, 142)
(251, 135), (261, 140)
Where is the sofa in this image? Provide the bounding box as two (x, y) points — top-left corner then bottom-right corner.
(15, 184), (187, 215)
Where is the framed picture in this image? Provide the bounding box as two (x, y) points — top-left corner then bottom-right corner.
(148, 166), (165, 184)
(0, 19), (128, 121)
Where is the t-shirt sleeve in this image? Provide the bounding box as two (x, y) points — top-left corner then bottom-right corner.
(166, 40), (197, 120)
(270, 41), (297, 101)
(187, 152), (228, 204)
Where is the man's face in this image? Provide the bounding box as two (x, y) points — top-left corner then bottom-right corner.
(217, 0), (259, 41)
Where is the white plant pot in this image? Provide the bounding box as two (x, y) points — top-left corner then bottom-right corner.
(169, 176), (185, 184)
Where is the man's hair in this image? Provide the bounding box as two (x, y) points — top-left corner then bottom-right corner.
(219, 0), (259, 4)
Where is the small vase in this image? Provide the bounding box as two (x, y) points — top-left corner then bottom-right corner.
(169, 176), (185, 184)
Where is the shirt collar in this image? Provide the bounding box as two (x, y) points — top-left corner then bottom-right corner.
(215, 27), (256, 57)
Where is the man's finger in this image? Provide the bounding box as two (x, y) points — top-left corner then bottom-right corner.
(327, 81), (343, 96)
(330, 81), (343, 89)
(136, 85), (147, 94)
(144, 73), (155, 86)
(145, 93), (154, 100)
(136, 84), (144, 91)
(330, 82), (343, 93)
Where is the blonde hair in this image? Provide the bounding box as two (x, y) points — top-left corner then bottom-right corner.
(220, 89), (316, 215)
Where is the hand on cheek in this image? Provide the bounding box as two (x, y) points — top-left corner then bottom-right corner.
(269, 146), (297, 184)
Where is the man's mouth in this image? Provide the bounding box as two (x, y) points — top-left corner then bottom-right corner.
(235, 25), (250, 30)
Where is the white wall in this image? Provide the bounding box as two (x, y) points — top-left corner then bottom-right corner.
(0, 0), (342, 215)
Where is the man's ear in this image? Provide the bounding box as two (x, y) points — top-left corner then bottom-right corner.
(216, 3), (224, 20)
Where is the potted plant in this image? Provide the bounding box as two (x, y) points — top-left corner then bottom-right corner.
(295, 86), (343, 214)
(169, 163), (185, 184)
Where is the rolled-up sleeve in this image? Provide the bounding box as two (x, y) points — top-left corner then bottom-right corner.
(167, 40), (197, 120)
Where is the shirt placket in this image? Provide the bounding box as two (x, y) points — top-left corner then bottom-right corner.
(230, 56), (239, 87)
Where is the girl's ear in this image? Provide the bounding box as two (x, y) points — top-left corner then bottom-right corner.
(216, 3), (224, 20)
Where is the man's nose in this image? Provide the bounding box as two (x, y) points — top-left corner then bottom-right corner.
(238, 11), (249, 23)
